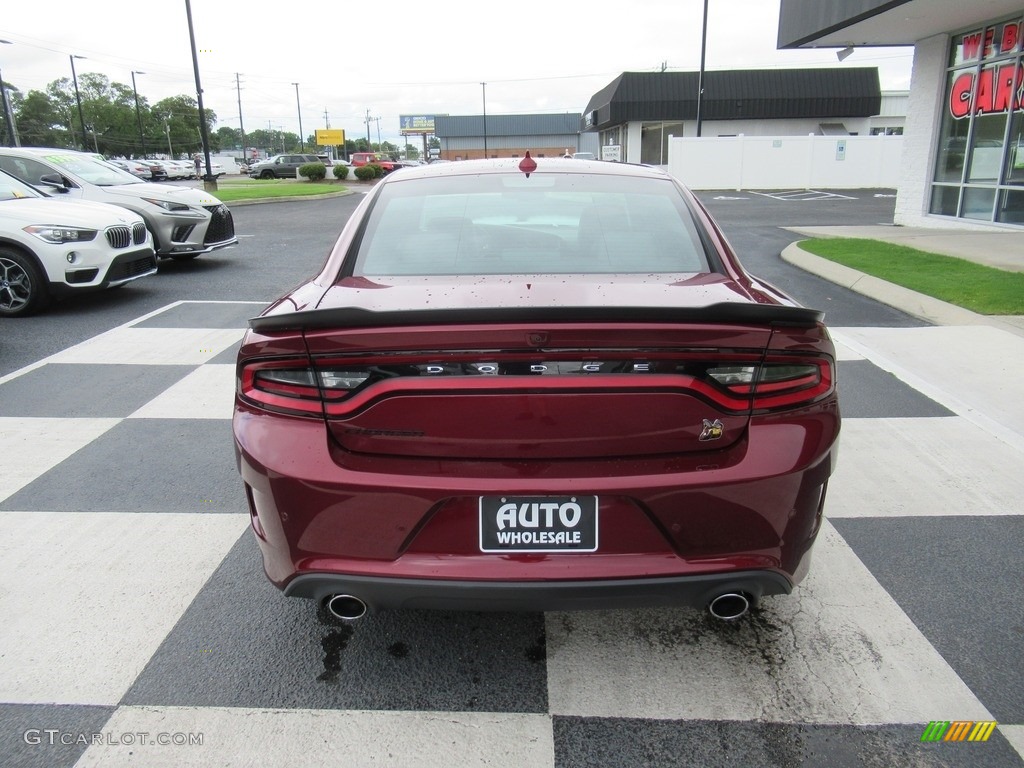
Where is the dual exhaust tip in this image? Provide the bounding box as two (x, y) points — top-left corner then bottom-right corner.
(324, 591), (751, 622)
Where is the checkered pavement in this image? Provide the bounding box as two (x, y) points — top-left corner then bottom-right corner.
(1, 301), (1022, 767)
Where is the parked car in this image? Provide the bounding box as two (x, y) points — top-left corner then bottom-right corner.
(0, 168), (156, 316)
(106, 159), (151, 180)
(232, 156), (841, 622)
(165, 159), (195, 179)
(157, 159), (190, 180)
(350, 152), (397, 173)
(134, 159), (167, 181)
(140, 159), (176, 181)
(248, 154), (321, 179)
(0, 147), (237, 261)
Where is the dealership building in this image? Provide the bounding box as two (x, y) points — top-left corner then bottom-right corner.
(779, 0), (1024, 228)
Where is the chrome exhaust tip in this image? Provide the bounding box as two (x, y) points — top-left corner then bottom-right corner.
(707, 592), (751, 622)
(324, 594), (368, 621)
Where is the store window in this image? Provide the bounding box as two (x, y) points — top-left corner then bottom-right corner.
(930, 16), (1024, 223)
(640, 121), (684, 165)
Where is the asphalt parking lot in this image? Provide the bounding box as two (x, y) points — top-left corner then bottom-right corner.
(0, 188), (1021, 767)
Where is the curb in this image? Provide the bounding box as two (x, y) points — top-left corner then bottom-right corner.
(781, 243), (1024, 338)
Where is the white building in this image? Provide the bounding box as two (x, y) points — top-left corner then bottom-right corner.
(779, 0), (1024, 228)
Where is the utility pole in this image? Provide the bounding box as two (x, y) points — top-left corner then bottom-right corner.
(69, 54), (88, 151)
(236, 73), (247, 163)
(481, 82), (487, 159)
(131, 70), (146, 157)
(292, 82), (304, 151)
(365, 109), (371, 148)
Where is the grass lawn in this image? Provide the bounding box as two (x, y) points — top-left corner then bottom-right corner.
(798, 237), (1024, 316)
(212, 177), (353, 202)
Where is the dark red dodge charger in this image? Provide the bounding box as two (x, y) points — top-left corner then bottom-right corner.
(233, 157), (840, 622)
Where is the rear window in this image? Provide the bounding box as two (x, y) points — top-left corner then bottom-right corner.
(352, 172), (711, 276)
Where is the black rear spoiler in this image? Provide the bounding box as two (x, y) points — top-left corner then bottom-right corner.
(249, 302), (824, 333)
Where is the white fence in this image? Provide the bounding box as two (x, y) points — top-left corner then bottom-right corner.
(667, 134), (904, 190)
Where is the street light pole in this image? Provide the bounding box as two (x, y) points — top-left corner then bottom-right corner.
(0, 40), (21, 147)
(481, 82), (487, 159)
(184, 0), (214, 189)
(292, 82), (303, 152)
(131, 70), (146, 157)
(69, 54), (88, 151)
(695, 0), (709, 138)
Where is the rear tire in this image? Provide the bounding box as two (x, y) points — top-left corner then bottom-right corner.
(0, 247), (50, 317)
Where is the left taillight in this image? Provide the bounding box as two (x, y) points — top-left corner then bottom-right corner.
(238, 360), (370, 416)
(707, 357), (834, 412)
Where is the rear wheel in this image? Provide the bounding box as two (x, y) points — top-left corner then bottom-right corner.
(0, 248), (50, 317)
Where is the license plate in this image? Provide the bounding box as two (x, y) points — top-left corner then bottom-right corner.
(479, 495), (598, 553)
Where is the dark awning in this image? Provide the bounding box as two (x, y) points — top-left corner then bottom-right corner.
(581, 68), (881, 131)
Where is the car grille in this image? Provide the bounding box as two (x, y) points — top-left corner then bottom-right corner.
(133, 223), (147, 245)
(203, 204), (235, 244)
(105, 251), (158, 282)
(105, 226), (132, 249)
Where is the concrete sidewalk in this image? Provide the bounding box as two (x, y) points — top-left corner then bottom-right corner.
(782, 226), (1024, 338)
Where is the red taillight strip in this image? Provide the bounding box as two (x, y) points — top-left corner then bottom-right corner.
(751, 359), (833, 412)
(239, 361), (323, 416)
(321, 374), (752, 417)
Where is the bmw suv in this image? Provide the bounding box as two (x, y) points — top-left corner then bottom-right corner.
(0, 169), (155, 316)
(0, 147), (237, 261)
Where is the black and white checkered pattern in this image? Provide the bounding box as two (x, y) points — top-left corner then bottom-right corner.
(1, 301), (1022, 767)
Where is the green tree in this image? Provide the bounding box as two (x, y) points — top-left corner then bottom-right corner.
(152, 95), (216, 158)
(216, 126), (242, 153)
(16, 89), (72, 148)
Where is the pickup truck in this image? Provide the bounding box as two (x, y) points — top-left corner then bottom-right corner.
(350, 152), (397, 173)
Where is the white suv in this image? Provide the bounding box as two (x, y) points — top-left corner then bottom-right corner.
(0, 169), (156, 316)
(0, 147), (237, 261)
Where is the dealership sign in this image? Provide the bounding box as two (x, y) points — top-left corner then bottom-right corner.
(949, 20), (1024, 119)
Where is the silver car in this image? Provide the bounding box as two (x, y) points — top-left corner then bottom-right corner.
(0, 147), (237, 261)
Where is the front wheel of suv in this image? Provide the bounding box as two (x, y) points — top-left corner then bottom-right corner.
(0, 247), (50, 317)
(260, 170), (275, 180)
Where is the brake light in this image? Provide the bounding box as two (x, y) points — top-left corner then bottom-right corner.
(708, 359), (833, 411)
(237, 353), (834, 417)
(238, 361), (370, 416)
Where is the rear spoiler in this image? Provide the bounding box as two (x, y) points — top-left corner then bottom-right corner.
(249, 302), (824, 333)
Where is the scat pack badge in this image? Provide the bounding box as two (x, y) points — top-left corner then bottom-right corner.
(699, 419), (725, 441)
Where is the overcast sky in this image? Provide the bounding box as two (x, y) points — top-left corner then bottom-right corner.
(0, 0), (915, 149)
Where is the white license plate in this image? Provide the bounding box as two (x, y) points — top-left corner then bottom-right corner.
(479, 495), (598, 553)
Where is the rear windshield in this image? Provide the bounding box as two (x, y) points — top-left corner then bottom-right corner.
(352, 172), (711, 276)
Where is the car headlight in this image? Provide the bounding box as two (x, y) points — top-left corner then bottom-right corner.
(23, 225), (98, 243)
(141, 197), (191, 212)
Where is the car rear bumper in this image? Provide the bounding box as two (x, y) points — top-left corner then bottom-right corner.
(234, 400), (839, 608)
(284, 570), (794, 613)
